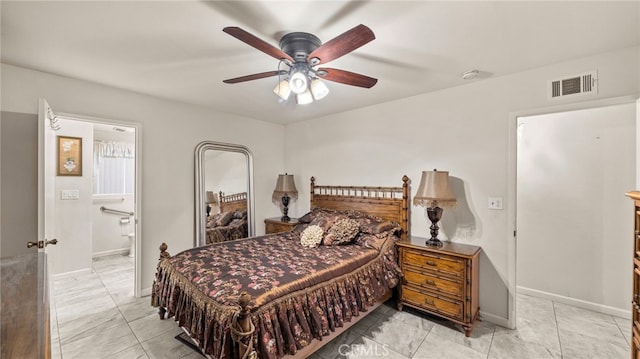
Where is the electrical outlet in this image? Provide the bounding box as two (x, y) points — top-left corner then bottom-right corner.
(488, 197), (503, 210)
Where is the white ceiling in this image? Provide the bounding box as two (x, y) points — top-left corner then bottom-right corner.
(2, 1), (639, 124)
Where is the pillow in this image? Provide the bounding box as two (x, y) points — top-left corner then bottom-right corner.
(233, 210), (247, 219)
(324, 218), (360, 245)
(344, 210), (400, 235)
(215, 211), (234, 227)
(228, 218), (244, 226)
(308, 211), (348, 232)
(298, 207), (342, 223)
(300, 225), (324, 248)
(354, 230), (398, 250)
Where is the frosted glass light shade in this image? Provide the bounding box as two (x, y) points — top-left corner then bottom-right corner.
(273, 80), (291, 100)
(289, 71), (308, 94)
(310, 79), (329, 100)
(296, 89), (314, 105)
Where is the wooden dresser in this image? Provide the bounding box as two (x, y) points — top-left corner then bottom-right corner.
(264, 217), (299, 234)
(396, 237), (481, 336)
(626, 191), (640, 359)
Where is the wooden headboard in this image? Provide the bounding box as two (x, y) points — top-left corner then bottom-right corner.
(310, 176), (410, 239)
(219, 191), (248, 213)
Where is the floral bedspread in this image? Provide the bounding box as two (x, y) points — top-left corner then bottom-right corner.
(206, 219), (248, 244)
(152, 230), (401, 359)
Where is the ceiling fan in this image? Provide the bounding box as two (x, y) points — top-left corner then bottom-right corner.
(222, 24), (377, 104)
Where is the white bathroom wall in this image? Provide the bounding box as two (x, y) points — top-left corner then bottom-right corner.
(53, 118), (93, 274)
(92, 194), (135, 257)
(92, 127), (136, 257)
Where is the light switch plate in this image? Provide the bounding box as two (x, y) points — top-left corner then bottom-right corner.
(488, 197), (503, 210)
(61, 189), (80, 200)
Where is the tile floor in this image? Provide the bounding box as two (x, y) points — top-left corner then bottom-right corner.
(50, 254), (631, 359)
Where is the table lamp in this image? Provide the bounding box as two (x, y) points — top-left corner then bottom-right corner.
(413, 169), (457, 246)
(272, 173), (298, 222)
(205, 191), (218, 217)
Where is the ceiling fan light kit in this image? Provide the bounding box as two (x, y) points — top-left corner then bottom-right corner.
(222, 25), (377, 105)
(273, 80), (291, 100)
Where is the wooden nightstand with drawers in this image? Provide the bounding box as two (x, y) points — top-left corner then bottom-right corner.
(264, 217), (299, 235)
(396, 237), (481, 336)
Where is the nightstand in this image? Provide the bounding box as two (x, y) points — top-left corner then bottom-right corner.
(396, 237), (481, 337)
(264, 217), (299, 234)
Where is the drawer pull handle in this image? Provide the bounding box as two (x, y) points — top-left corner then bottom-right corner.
(426, 260), (437, 266)
(425, 280), (436, 286)
(424, 299), (435, 306)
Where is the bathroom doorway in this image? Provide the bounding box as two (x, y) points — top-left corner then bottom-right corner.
(47, 113), (141, 299)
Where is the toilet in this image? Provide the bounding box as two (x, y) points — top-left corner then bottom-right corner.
(127, 232), (135, 258)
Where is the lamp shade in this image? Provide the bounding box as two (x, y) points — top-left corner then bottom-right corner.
(289, 71), (308, 94)
(310, 79), (329, 100)
(272, 173), (298, 202)
(273, 79), (291, 100)
(206, 191), (218, 204)
(413, 170), (457, 208)
(296, 89), (314, 105)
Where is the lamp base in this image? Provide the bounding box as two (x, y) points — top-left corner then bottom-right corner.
(281, 194), (291, 222)
(425, 238), (444, 247)
(426, 206), (444, 247)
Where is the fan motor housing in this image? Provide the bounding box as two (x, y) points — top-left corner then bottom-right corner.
(279, 32), (321, 62)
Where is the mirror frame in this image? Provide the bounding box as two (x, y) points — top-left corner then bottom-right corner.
(194, 141), (255, 247)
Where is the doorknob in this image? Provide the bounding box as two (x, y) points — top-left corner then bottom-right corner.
(27, 241), (41, 249)
(26, 239), (58, 248)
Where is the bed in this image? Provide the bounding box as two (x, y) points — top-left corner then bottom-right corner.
(206, 192), (249, 244)
(152, 176), (410, 359)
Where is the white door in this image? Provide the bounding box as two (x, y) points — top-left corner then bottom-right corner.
(38, 99), (58, 254)
(37, 98), (59, 357)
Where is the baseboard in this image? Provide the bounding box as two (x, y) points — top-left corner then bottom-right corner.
(141, 287), (152, 297)
(52, 267), (91, 279)
(92, 248), (129, 258)
(517, 286), (631, 319)
(479, 310), (511, 328)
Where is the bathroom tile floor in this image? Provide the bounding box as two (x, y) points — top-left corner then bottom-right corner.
(50, 254), (631, 358)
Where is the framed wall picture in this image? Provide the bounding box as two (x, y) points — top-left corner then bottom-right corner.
(57, 136), (82, 176)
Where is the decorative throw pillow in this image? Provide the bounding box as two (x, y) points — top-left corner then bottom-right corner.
(354, 231), (397, 250)
(344, 210), (400, 235)
(233, 210), (247, 219)
(298, 207), (342, 223)
(300, 225), (324, 248)
(308, 212), (347, 233)
(215, 211), (234, 227)
(325, 218), (360, 245)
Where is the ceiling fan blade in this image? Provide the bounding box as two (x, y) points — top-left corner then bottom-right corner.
(308, 24), (375, 65)
(223, 27), (294, 63)
(317, 68), (377, 88)
(223, 70), (287, 84)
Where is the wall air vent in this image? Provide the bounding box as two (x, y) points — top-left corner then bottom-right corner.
(548, 70), (598, 100)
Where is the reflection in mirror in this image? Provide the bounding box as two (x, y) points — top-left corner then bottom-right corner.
(195, 141), (254, 247)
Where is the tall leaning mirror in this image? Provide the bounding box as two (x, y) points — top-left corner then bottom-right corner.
(195, 141), (255, 247)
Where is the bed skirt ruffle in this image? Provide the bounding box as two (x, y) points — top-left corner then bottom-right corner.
(151, 240), (401, 359)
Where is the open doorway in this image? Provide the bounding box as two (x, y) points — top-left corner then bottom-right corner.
(516, 103), (635, 319)
(48, 114), (141, 299)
